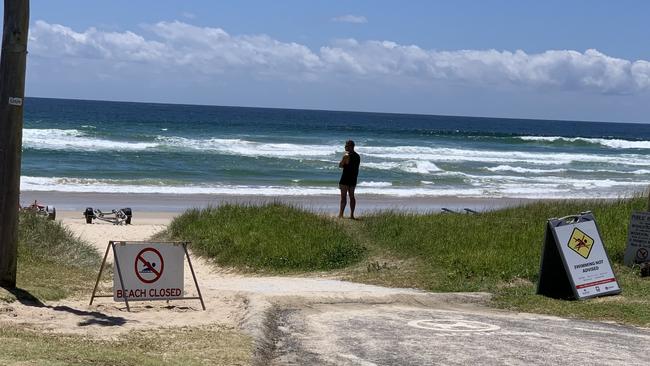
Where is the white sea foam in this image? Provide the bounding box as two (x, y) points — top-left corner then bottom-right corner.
(20, 176), (645, 199)
(487, 166), (650, 175)
(360, 145), (650, 167)
(573, 168), (650, 175)
(363, 161), (442, 174)
(518, 136), (650, 149)
(23, 129), (158, 151)
(158, 137), (337, 158)
(368, 146), (650, 166)
(358, 181), (392, 187)
(22, 130), (650, 170)
(486, 165), (567, 174)
(465, 173), (649, 190)
(22, 130), (338, 157)
(402, 161), (442, 174)
(19, 176), (470, 197)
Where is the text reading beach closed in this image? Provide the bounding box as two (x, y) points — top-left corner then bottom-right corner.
(113, 243), (184, 301)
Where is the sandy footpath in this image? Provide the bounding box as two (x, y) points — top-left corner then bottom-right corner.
(1, 210), (467, 342)
(1, 211), (248, 338)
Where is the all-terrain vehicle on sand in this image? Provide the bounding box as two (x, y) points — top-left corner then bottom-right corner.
(21, 200), (56, 220)
(83, 207), (132, 225)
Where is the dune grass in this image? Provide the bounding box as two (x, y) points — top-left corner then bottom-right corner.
(355, 197), (650, 325)
(0, 211), (102, 302)
(164, 198), (650, 325)
(164, 203), (366, 271)
(358, 198), (641, 291)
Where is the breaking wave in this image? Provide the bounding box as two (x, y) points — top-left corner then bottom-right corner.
(517, 136), (650, 149)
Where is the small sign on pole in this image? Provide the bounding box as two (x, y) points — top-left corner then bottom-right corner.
(624, 211), (650, 267)
(90, 241), (205, 311)
(537, 212), (621, 300)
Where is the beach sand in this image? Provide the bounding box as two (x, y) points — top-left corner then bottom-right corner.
(2, 210), (249, 338)
(22, 191), (531, 215)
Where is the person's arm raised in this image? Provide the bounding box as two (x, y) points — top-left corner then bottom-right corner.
(339, 153), (349, 168)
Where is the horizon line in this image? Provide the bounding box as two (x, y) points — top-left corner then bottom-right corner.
(24, 95), (637, 126)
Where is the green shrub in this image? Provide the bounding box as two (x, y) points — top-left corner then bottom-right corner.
(166, 203), (365, 271)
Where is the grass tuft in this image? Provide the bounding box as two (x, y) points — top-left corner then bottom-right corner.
(18, 211), (99, 268)
(359, 198), (643, 292)
(164, 203), (366, 271)
(355, 198), (650, 325)
(1, 211), (102, 302)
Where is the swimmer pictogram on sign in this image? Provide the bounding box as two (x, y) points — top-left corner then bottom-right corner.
(567, 227), (594, 259)
(135, 247), (164, 284)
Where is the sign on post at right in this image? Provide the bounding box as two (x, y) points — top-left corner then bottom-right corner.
(624, 211), (650, 267)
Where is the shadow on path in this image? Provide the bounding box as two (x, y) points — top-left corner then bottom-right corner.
(2, 286), (127, 327)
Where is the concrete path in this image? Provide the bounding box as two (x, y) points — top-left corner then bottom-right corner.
(266, 301), (650, 365)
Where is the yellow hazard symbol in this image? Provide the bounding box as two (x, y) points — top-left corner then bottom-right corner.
(567, 228), (594, 259)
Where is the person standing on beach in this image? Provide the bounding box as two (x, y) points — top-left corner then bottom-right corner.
(338, 140), (361, 219)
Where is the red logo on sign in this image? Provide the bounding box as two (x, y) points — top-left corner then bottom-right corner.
(135, 247), (164, 284)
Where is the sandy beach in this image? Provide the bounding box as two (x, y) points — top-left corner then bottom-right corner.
(22, 191), (532, 216)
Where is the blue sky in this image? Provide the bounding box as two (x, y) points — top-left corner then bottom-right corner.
(15, 0), (650, 122)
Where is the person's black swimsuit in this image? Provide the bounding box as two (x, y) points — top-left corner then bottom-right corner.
(339, 151), (360, 186)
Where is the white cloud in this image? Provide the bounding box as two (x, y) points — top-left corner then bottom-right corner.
(182, 12), (196, 20)
(30, 20), (322, 77)
(28, 20), (650, 94)
(331, 15), (368, 24)
(29, 20), (167, 62)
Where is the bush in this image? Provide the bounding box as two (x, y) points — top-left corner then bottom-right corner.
(166, 203), (365, 271)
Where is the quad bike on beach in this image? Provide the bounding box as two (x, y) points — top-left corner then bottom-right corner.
(21, 200), (56, 220)
(84, 207), (132, 225)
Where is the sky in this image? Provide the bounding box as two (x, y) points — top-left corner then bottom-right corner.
(9, 0), (650, 122)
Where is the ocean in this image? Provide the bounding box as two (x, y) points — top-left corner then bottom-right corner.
(20, 97), (650, 199)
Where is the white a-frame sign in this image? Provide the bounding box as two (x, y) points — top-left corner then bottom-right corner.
(537, 212), (621, 300)
(90, 241), (205, 311)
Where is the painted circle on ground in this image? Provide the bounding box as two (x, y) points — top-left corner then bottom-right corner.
(636, 248), (648, 261)
(135, 247), (164, 284)
(407, 319), (500, 332)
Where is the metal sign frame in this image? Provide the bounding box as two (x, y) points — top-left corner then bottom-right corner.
(89, 241), (206, 311)
(537, 212), (621, 300)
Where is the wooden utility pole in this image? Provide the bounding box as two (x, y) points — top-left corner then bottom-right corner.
(0, 0), (29, 288)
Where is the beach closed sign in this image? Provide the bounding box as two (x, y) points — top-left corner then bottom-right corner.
(624, 211), (650, 266)
(113, 242), (184, 301)
(537, 212), (620, 300)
